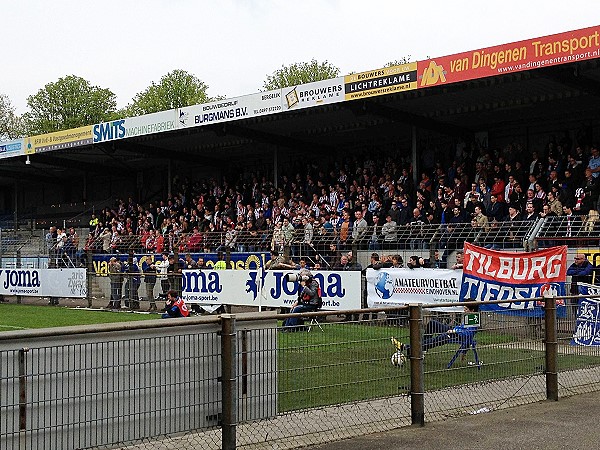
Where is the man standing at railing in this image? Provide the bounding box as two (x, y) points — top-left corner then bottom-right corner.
(107, 257), (123, 309)
(567, 253), (596, 296)
(155, 252), (170, 297)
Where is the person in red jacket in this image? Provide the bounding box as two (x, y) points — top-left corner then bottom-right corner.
(162, 290), (190, 318)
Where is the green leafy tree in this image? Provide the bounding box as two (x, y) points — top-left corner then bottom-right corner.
(262, 59), (340, 90)
(127, 70), (220, 116)
(0, 94), (25, 140)
(24, 75), (117, 134)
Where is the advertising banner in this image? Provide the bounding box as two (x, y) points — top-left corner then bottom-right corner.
(0, 139), (24, 160)
(344, 63), (418, 101)
(181, 269), (361, 311)
(417, 26), (600, 89)
(0, 268), (87, 297)
(93, 110), (177, 144)
(460, 243), (567, 317)
(177, 90), (283, 129)
(572, 283), (600, 346)
(25, 126), (93, 153)
(365, 268), (462, 311)
(92, 252), (269, 276)
(282, 77), (344, 111)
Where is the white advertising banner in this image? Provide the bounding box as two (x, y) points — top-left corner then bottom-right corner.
(93, 110), (178, 143)
(181, 269), (361, 310)
(366, 268), (462, 311)
(176, 90), (283, 129)
(0, 139), (25, 160)
(281, 77), (345, 111)
(0, 268), (87, 297)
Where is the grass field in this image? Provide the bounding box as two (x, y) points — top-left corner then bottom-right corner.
(0, 304), (158, 331)
(277, 321), (600, 412)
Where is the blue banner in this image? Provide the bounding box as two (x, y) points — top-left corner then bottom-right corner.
(572, 283), (600, 346)
(92, 252), (269, 276)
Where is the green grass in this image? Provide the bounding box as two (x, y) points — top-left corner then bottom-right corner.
(277, 322), (600, 412)
(0, 304), (158, 331)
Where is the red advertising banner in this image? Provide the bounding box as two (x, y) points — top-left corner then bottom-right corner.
(417, 25), (600, 89)
(460, 242), (567, 316)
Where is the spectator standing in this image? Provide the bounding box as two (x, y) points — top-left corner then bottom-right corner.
(107, 257), (123, 309)
(567, 253), (596, 296)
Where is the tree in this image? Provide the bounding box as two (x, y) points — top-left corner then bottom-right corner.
(384, 56), (413, 67)
(24, 76), (117, 134)
(262, 59), (340, 90)
(0, 94), (25, 140)
(127, 70), (220, 116)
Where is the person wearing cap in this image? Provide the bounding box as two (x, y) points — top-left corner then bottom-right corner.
(567, 253), (596, 296)
(282, 269), (322, 331)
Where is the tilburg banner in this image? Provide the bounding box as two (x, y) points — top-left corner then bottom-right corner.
(460, 243), (567, 317)
(572, 283), (600, 346)
(365, 268), (462, 312)
(181, 269), (361, 311)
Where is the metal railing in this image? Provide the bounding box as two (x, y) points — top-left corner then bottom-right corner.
(32, 215), (600, 270)
(1, 297), (599, 450)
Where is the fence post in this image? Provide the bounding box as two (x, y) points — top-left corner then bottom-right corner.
(19, 347), (29, 447)
(544, 295), (559, 401)
(221, 314), (237, 450)
(86, 248), (93, 308)
(409, 304), (424, 426)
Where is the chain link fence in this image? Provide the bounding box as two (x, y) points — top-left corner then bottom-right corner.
(1, 298), (599, 450)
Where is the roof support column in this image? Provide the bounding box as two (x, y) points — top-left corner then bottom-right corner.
(273, 147), (278, 189)
(167, 159), (172, 198)
(412, 125), (418, 186)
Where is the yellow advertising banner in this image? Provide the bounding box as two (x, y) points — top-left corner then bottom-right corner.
(344, 62), (418, 100)
(25, 126), (93, 154)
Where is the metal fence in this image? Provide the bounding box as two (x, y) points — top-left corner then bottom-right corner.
(23, 214), (599, 269)
(1, 298), (599, 450)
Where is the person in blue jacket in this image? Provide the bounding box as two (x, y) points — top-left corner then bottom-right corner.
(567, 253), (596, 295)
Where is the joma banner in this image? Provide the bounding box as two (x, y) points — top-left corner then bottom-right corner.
(460, 243), (567, 317)
(181, 269), (361, 311)
(0, 268), (87, 298)
(572, 283), (600, 346)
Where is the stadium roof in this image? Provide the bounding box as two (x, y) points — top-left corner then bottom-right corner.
(1, 26), (599, 202)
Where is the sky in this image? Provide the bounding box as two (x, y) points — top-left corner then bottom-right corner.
(2, 0), (599, 114)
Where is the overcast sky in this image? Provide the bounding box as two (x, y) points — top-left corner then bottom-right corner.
(2, 1), (598, 114)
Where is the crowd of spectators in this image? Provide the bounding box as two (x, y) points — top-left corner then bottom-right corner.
(49, 135), (600, 263)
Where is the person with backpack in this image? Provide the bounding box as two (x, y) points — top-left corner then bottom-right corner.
(282, 269), (322, 331)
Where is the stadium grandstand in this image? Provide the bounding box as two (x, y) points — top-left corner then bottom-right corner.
(0, 25), (599, 299)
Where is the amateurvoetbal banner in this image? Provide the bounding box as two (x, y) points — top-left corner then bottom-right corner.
(460, 243), (567, 317)
(417, 26), (600, 89)
(365, 268), (462, 311)
(572, 283), (600, 346)
(181, 269), (361, 311)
